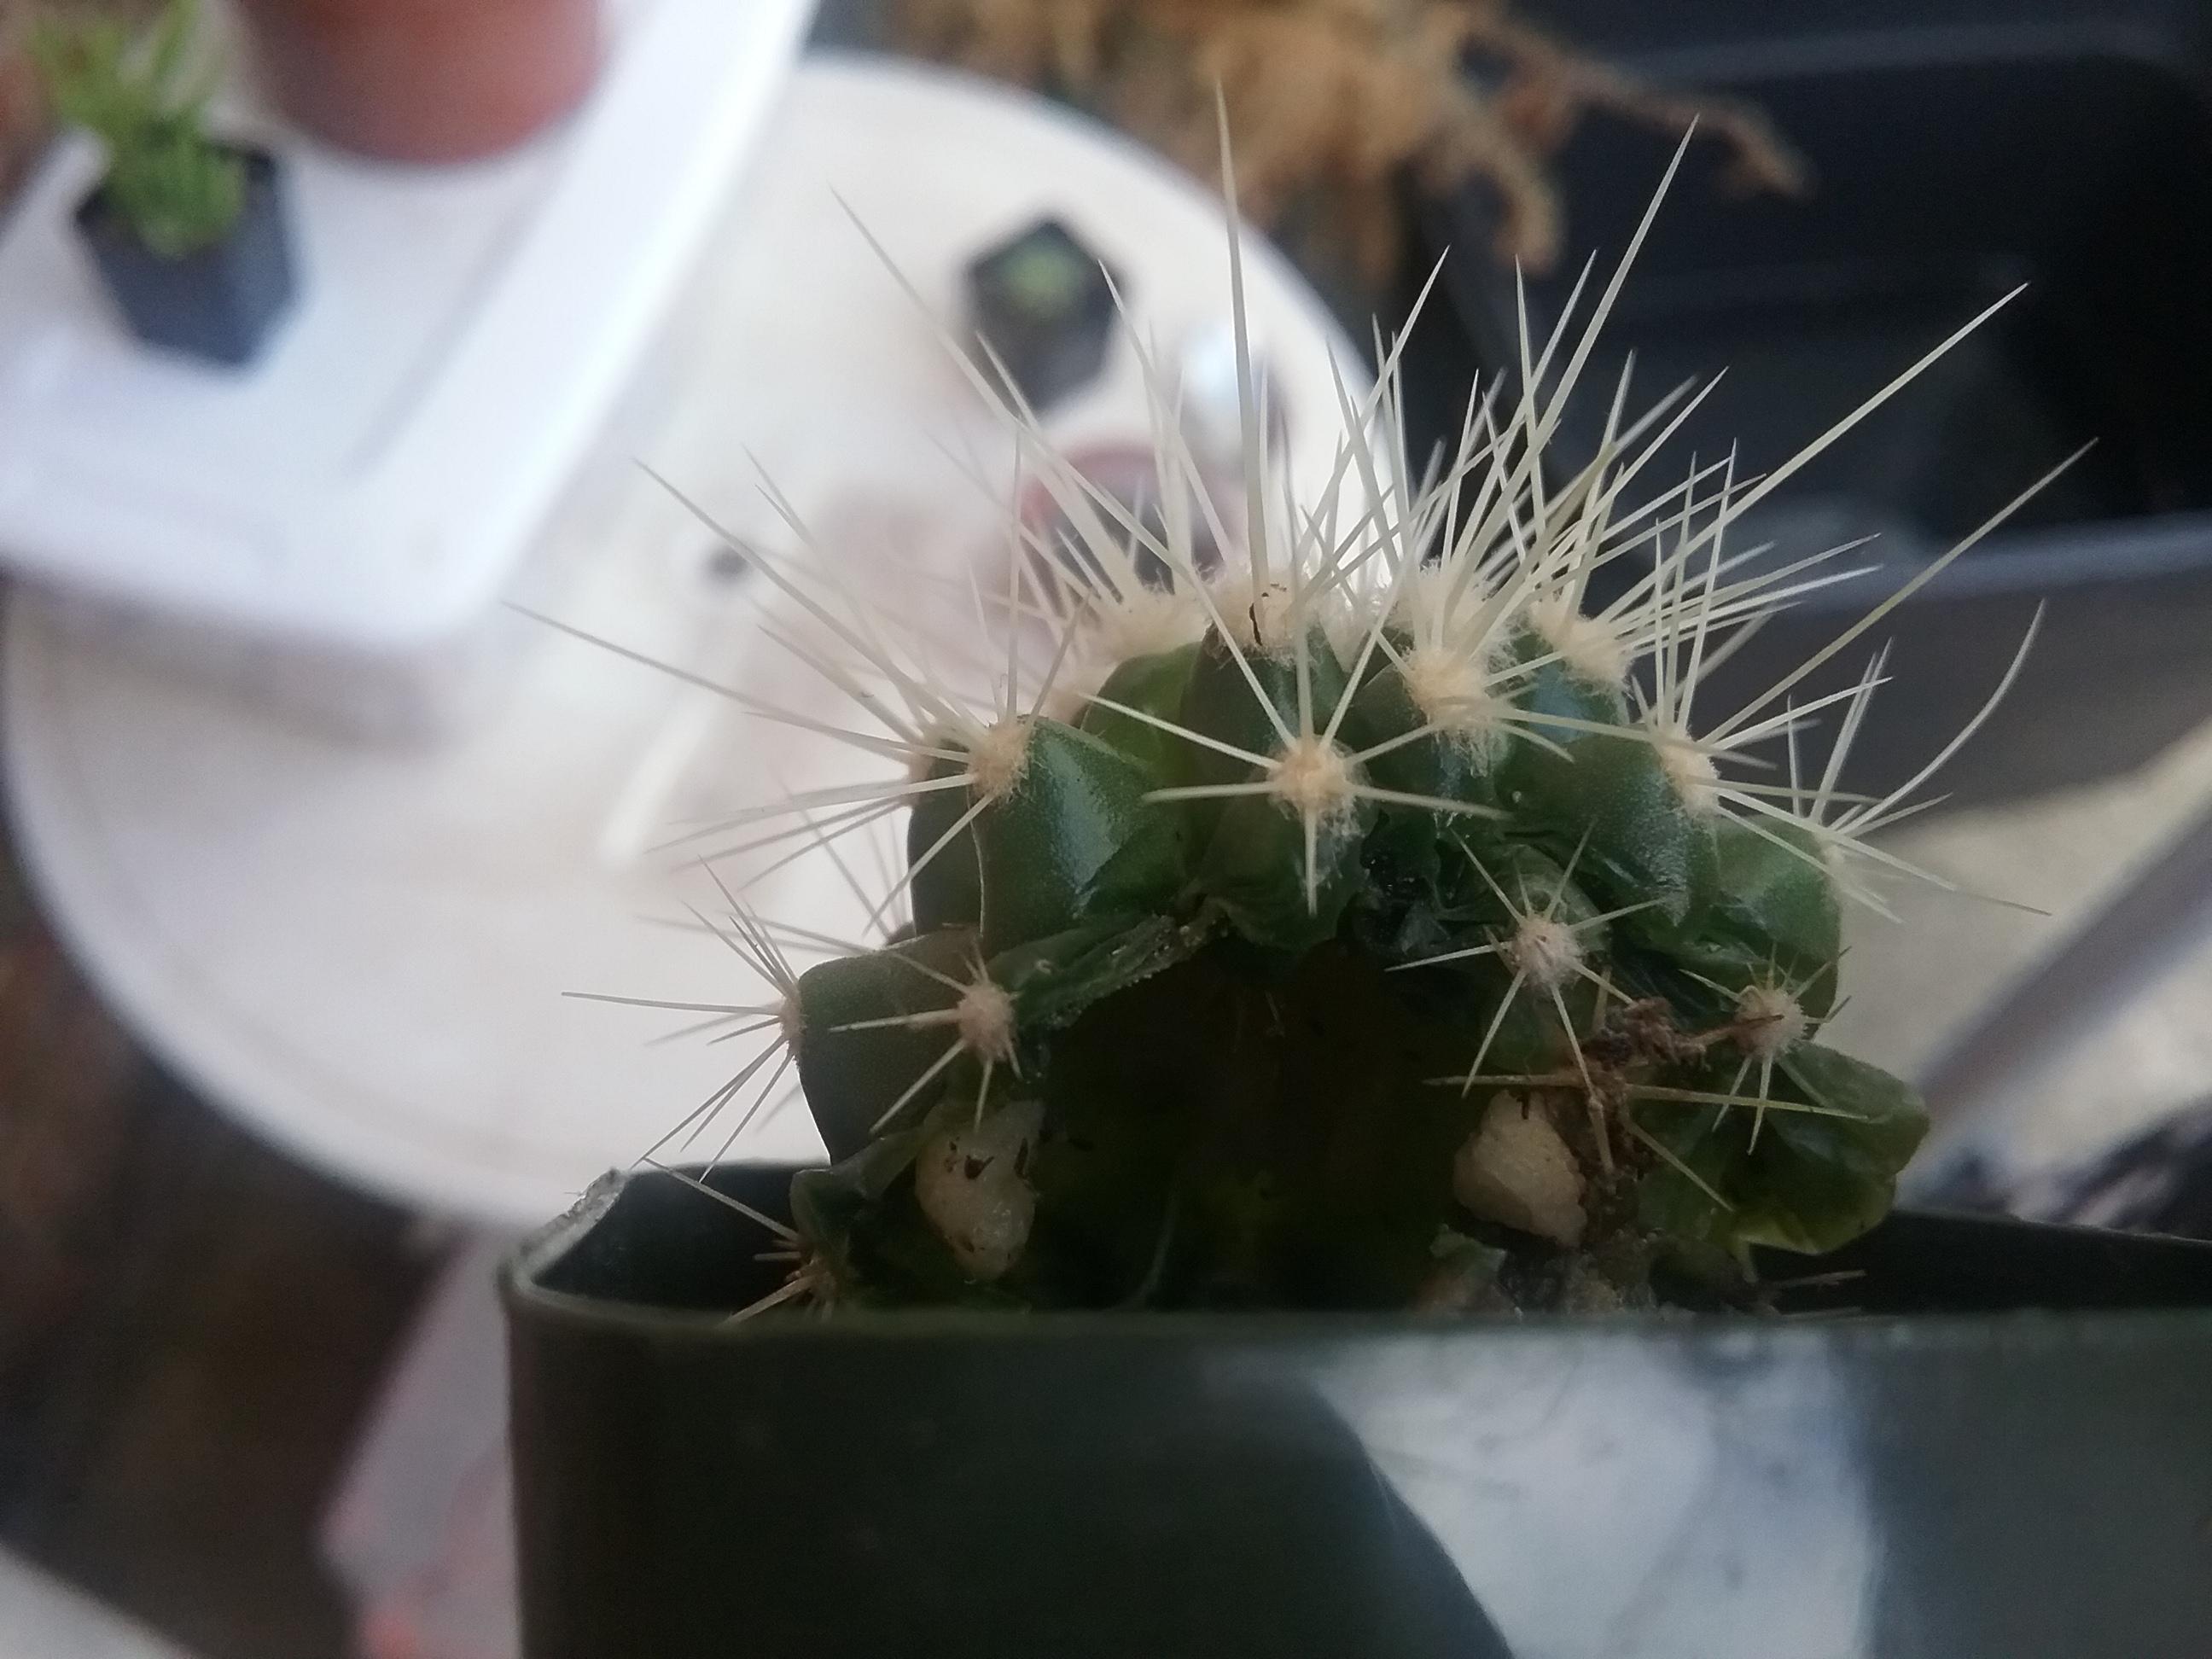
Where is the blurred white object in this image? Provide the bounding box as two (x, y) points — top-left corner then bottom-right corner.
(1, 57), (1367, 1225)
(0, 0), (813, 736)
(0, 1551), (195, 1659)
(326, 1237), (520, 1659)
(1176, 318), (1291, 472)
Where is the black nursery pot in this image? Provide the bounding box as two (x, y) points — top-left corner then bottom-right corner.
(506, 1166), (2212, 1659)
(1400, 0), (2212, 808)
(74, 146), (299, 368)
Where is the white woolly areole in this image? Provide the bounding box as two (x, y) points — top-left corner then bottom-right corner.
(1736, 982), (1809, 1059)
(967, 718), (1033, 803)
(1088, 582), (1207, 663)
(914, 1100), (1042, 1281)
(1214, 574), (1299, 654)
(956, 977), (1019, 1064)
(1400, 643), (1510, 758)
(1454, 1093), (1588, 1249)
(1650, 725), (1721, 815)
(1526, 596), (1631, 690)
(1506, 913), (1583, 990)
(1270, 735), (1360, 826)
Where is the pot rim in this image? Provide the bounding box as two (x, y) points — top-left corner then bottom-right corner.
(502, 1269), (2212, 1348)
(503, 1168), (2212, 1344)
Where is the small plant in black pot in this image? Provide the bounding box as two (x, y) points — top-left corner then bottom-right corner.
(33, 0), (297, 367)
(507, 145), (2212, 1659)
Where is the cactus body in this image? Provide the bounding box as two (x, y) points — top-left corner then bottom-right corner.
(783, 585), (1927, 1312)
(580, 158), (2051, 1317)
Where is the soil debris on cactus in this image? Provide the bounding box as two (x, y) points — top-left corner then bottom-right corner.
(556, 130), (2065, 1316)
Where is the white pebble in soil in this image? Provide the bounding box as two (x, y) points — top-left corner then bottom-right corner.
(1453, 1091), (1588, 1249)
(914, 1099), (1044, 1280)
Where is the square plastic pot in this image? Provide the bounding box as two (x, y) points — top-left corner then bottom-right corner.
(505, 1164), (2212, 1659)
(74, 146), (299, 368)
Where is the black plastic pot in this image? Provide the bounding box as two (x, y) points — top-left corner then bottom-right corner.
(1402, 0), (2212, 806)
(74, 146), (299, 368)
(506, 1165), (2212, 1659)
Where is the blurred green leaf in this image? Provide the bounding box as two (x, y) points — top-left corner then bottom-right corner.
(32, 0), (245, 255)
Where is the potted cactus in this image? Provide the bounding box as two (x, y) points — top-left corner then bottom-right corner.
(506, 157), (2212, 1656)
(34, 0), (297, 366)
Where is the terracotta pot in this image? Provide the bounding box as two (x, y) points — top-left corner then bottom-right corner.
(0, 37), (47, 202)
(236, 0), (603, 164)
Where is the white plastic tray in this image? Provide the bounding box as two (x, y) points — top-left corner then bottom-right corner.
(0, 0), (814, 655)
(3, 57), (1369, 1225)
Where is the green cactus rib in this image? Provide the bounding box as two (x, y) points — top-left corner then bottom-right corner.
(564, 147), (2062, 1315)
(783, 607), (1923, 1312)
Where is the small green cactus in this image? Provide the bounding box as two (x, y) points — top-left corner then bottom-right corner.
(583, 153), (2053, 1317)
(32, 0), (245, 259)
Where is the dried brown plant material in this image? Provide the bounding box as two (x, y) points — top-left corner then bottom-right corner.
(898, 0), (1807, 279)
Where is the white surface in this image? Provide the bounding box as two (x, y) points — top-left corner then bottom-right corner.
(0, 0), (812, 653)
(0, 1551), (195, 1659)
(3, 56), (1371, 1226)
(325, 1237), (518, 1659)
